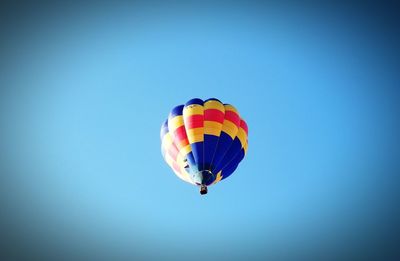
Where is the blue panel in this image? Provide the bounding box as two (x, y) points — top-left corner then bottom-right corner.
(185, 98), (204, 106)
(221, 149), (245, 180)
(204, 97), (222, 103)
(210, 132), (233, 169)
(160, 120), (169, 139)
(186, 153), (196, 170)
(221, 163), (239, 180)
(190, 141), (204, 172)
(169, 105), (184, 117)
(213, 137), (242, 174)
(203, 134), (219, 171)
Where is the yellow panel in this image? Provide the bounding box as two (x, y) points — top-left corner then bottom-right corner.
(189, 135), (203, 143)
(173, 169), (193, 184)
(179, 144), (192, 155)
(174, 139), (188, 149)
(176, 153), (184, 164)
(187, 127), (204, 136)
(221, 120), (239, 139)
(179, 170), (194, 184)
(168, 116), (184, 132)
(183, 105), (204, 116)
(204, 100), (225, 112)
(224, 104), (238, 114)
(187, 127), (204, 143)
(177, 162), (193, 183)
(163, 153), (174, 167)
(237, 128), (247, 148)
(176, 155), (186, 168)
(173, 166), (193, 184)
(161, 133), (174, 149)
(204, 121), (222, 136)
(177, 161), (193, 184)
(212, 171), (223, 185)
(204, 121), (222, 129)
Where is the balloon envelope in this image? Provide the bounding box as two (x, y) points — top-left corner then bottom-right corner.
(160, 98), (248, 188)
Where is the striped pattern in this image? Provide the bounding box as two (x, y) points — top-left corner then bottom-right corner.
(161, 98), (248, 187)
(160, 120), (193, 184)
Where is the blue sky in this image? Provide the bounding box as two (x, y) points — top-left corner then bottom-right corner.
(1, 2), (399, 260)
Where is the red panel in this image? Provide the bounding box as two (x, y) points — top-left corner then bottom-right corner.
(167, 144), (179, 160)
(179, 138), (189, 147)
(224, 111), (241, 126)
(172, 161), (181, 173)
(240, 119), (248, 135)
(204, 109), (225, 123)
(184, 114), (204, 129)
(174, 125), (188, 141)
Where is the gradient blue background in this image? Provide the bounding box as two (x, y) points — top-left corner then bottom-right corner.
(1, 2), (399, 260)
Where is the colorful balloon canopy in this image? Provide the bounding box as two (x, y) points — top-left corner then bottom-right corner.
(160, 98), (248, 194)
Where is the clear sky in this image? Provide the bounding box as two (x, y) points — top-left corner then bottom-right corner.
(0, 2), (399, 260)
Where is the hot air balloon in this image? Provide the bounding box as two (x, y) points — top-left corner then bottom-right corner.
(160, 98), (248, 195)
